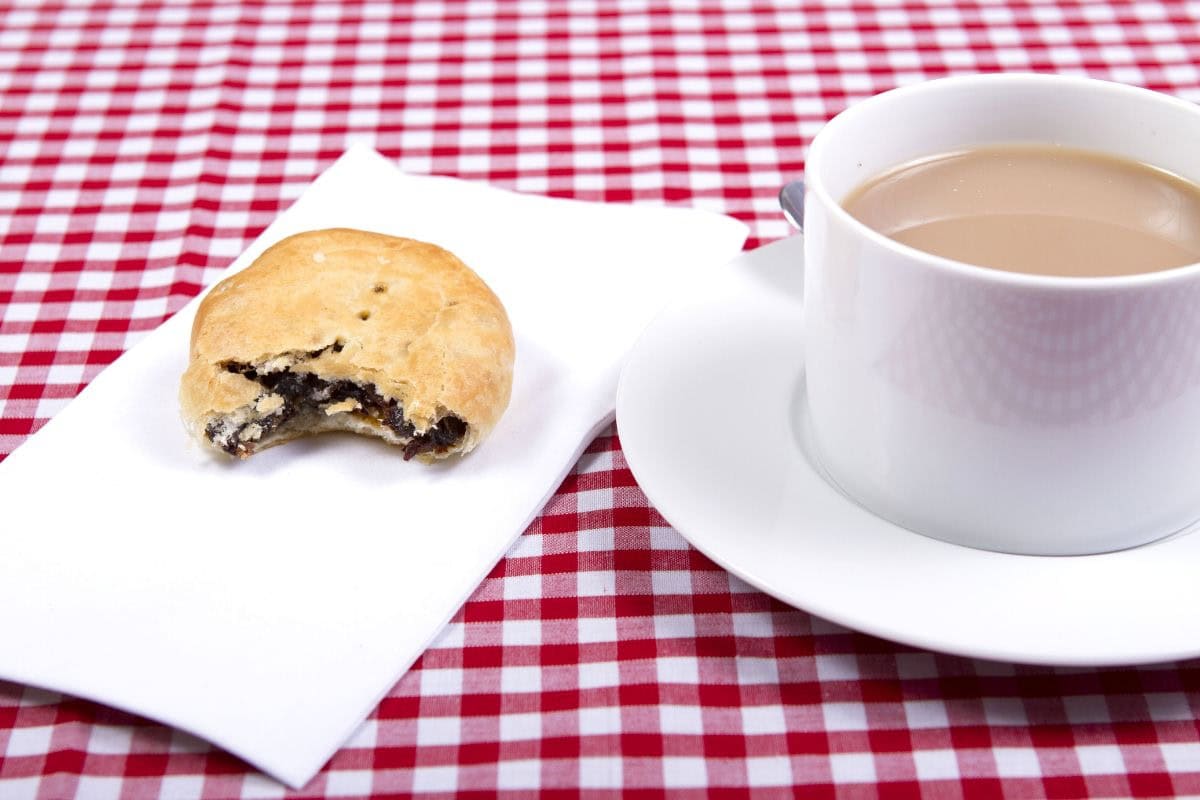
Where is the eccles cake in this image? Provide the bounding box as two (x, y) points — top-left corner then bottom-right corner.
(180, 228), (515, 461)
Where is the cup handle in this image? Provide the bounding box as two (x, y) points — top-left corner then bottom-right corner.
(778, 180), (805, 231)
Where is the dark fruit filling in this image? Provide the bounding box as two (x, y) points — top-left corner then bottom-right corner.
(206, 361), (465, 459)
(405, 415), (467, 460)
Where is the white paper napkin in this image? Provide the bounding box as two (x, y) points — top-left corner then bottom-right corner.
(0, 145), (747, 788)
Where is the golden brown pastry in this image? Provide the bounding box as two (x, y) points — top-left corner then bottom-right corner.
(179, 228), (514, 460)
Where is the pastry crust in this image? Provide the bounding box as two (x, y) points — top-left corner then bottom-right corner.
(179, 228), (515, 460)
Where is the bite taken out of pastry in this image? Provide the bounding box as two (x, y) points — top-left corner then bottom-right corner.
(179, 228), (515, 461)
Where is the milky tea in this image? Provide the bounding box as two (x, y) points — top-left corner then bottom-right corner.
(841, 145), (1200, 278)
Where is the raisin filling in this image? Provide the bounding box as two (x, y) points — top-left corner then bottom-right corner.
(206, 361), (465, 459)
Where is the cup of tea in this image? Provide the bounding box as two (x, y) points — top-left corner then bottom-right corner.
(798, 73), (1200, 555)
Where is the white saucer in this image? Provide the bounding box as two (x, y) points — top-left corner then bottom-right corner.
(616, 235), (1200, 667)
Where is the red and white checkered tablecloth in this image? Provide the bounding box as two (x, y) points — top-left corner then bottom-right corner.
(4, 1), (1200, 797)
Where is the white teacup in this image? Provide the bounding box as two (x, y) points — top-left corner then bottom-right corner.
(799, 74), (1200, 555)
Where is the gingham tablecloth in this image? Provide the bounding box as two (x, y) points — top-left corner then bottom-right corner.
(4, 2), (1200, 798)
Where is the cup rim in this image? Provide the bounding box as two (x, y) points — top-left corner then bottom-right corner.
(805, 73), (1200, 291)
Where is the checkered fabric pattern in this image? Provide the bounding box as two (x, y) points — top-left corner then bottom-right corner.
(3, 1), (1200, 797)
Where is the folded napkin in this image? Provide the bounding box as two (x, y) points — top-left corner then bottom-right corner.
(0, 145), (747, 788)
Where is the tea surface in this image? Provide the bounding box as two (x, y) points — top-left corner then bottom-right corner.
(842, 145), (1200, 277)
